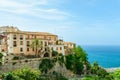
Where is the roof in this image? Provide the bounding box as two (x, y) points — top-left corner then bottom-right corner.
(24, 31), (57, 36)
(0, 26), (57, 36)
(64, 42), (75, 44)
(4, 31), (57, 36)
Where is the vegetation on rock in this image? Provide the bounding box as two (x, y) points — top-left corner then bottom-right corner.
(2, 67), (40, 80)
(39, 58), (57, 74)
(65, 46), (89, 75)
(113, 69), (120, 80)
(0, 52), (3, 65)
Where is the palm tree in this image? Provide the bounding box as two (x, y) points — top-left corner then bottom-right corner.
(31, 38), (42, 57)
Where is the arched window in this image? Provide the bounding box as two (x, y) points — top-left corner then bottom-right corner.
(44, 53), (49, 57)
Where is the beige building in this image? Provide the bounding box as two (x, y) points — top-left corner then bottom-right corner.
(0, 26), (75, 57)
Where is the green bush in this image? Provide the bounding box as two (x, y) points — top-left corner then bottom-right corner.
(52, 51), (58, 57)
(0, 52), (3, 58)
(113, 68), (120, 79)
(39, 59), (56, 74)
(65, 46), (88, 75)
(58, 54), (65, 66)
(82, 75), (99, 80)
(0, 53), (3, 65)
(2, 67), (41, 80)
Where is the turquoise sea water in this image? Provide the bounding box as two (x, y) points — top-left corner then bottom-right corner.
(82, 46), (120, 68)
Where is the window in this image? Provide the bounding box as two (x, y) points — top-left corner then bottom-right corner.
(45, 42), (47, 46)
(27, 41), (30, 46)
(27, 48), (29, 51)
(45, 48), (47, 51)
(2, 49), (4, 52)
(13, 41), (17, 47)
(20, 41), (23, 45)
(60, 47), (62, 50)
(20, 35), (23, 40)
(20, 48), (23, 52)
(13, 35), (16, 39)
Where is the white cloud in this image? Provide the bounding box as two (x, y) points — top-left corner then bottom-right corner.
(0, 0), (69, 20)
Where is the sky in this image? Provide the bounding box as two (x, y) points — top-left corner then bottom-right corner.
(0, 0), (120, 45)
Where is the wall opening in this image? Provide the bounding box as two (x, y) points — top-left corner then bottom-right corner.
(44, 53), (49, 57)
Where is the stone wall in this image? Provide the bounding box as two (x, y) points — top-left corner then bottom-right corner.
(0, 58), (75, 78)
(0, 58), (41, 74)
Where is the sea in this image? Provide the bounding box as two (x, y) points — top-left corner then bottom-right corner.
(82, 45), (120, 68)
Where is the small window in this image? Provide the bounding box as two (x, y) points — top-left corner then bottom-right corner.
(20, 35), (23, 40)
(27, 41), (30, 46)
(27, 48), (29, 51)
(60, 47), (62, 50)
(13, 41), (17, 47)
(45, 42), (47, 46)
(20, 41), (23, 45)
(45, 48), (47, 51)
(20, 48), (23, 52)
(13, 35), (16, 39)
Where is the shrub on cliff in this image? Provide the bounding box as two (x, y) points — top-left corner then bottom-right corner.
(0, 52), (3, 65)
(2, 67), (41, 80)
(0, 52), (3, 58)
(113, 68), (120, 80)
(90, 62), (113, 80)
(39, 58), (56, 74)
(65, 46), (88, 75)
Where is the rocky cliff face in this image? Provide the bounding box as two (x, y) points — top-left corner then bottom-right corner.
(49, 62), (75, 78)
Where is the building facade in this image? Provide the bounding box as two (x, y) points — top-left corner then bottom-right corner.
(0, 26), (75, 57)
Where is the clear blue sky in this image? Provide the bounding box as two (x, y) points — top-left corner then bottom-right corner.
(0, 0), (120, 45)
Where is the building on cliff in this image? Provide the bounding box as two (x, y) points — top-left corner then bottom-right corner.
(0, 26), (75, 57)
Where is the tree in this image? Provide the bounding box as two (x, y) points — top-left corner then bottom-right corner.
(73, 46), (88, 63)
(65, 46), (88, 75)
(90, 62), (99, 74)
(31, 38), (42, 57)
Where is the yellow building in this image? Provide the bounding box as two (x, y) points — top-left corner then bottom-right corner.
(0, 26), (75, 57)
